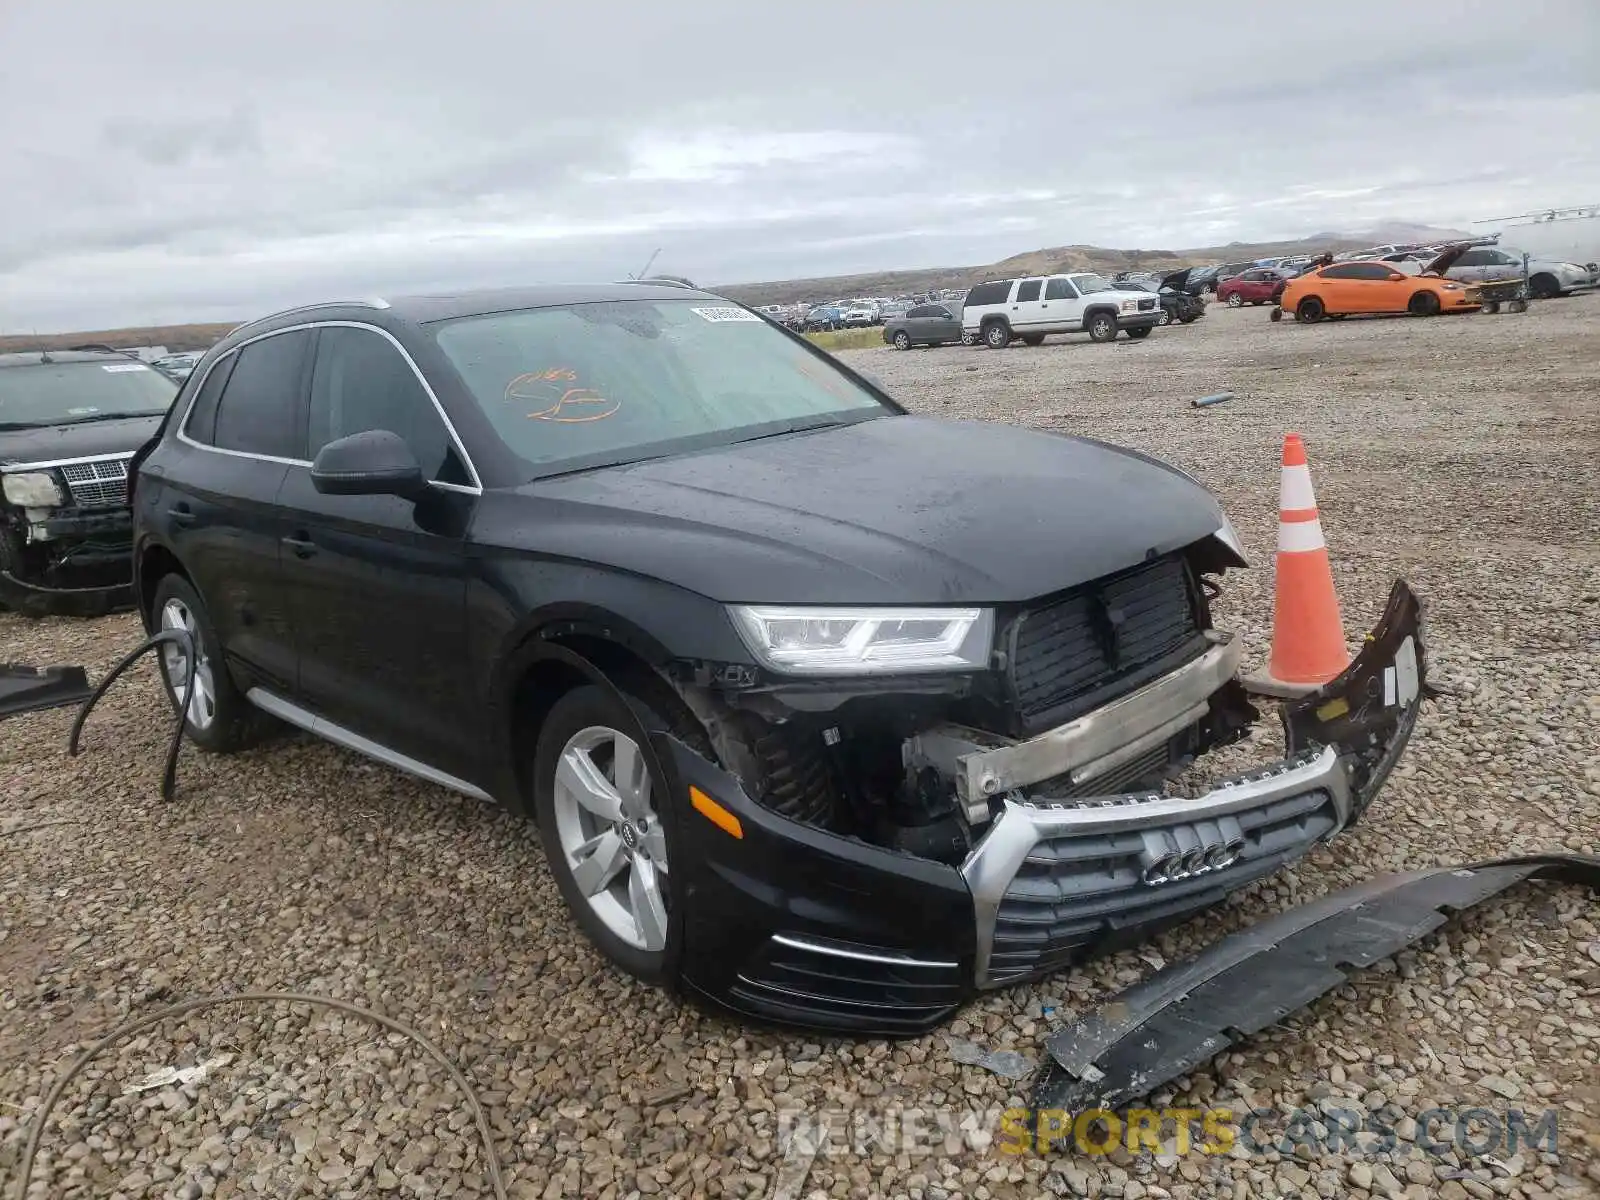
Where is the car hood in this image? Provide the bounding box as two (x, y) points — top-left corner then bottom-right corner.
(0, 414), (165, 469)
(1423, 243), (1473, 276)
(1159, 268), (1193, 291)
(507, 415), (1226, 605)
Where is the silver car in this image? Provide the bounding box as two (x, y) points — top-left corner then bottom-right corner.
(1442, 245), (1597, 298)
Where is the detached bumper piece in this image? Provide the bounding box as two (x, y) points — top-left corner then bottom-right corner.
(0, 662), (94, 719)
(1032, 853), (1600, 1113)
(661, 581), (1428, 1035)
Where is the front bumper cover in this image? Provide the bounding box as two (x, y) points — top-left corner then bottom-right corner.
(663, 580), (1428, 1034)
(0, 508), (134, 616)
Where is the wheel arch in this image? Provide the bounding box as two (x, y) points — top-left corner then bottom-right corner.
(491, 608), (704, 817)
(135, 539), (191, 632)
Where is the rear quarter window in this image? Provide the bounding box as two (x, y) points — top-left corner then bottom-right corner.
(964, 281), (1014, 307)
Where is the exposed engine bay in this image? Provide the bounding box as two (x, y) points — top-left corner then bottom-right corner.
(667, 541), (1292, 866)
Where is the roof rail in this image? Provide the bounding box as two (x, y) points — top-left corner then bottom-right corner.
(226, 297), (392, 337)
(618, 275), (699, 290)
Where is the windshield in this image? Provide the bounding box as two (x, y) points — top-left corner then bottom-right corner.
(1071, 274), (1114, 294)
(431, 299), (893, 478)
(0, 359), (178, 429)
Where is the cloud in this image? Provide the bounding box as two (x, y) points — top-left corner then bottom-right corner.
(1, 0), (1597, 330)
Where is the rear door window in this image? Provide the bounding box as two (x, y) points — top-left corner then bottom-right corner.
(211, 330), (312, 460)
(182, 354), (237, 446)
(1015, 280), (1043, 302)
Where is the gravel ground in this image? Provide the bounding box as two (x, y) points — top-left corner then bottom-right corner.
(3, 296), (1598, 1200)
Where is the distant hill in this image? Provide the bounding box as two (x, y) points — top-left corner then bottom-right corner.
(713, 224), (1470, 306)
(0, 322), (235, 356)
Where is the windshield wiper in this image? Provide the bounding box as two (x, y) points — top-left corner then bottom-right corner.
(52, 410), (167, 426)
(729, 416), (852, 446)
(0, 422), (48, 431)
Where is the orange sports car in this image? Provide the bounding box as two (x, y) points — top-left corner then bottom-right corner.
(1277, 246), (1481, 322)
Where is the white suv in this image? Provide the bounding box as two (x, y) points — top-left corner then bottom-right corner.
(961, 273), (1163, 348)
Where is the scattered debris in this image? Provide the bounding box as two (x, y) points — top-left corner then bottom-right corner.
(1191, 391), (1234, 408)
(1032, 853), (1600, 1113)
(123, 1053), (234, 1094)
(768, 1126), (819, 1200)
(945, 1036), (1035, 1080)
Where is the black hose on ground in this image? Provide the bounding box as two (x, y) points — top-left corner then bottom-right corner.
(11, 991), (509, 1200)
(67, 627), (195, 802)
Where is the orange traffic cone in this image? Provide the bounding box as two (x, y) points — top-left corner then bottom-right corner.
(1244, 433), (1349, 698)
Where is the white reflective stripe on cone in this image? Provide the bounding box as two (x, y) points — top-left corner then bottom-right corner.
(1278, 518), (1328, 553)
(1278, 463), (1317, 513)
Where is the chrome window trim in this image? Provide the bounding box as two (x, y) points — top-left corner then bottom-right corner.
(176, 320), (483, 495)
(1, 450), (138, 472)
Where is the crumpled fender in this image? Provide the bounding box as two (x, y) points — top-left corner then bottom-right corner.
(1031, 852), (1600, 1114)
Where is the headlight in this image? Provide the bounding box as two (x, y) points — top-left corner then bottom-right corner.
(1, 471), (66, 507)
(1120, 300), (1137, 312)
(728, 605), (995, 676)
(1213, 512), (1248, 565)
(1441, 283), (1462, 291)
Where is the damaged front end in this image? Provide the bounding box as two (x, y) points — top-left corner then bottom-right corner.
(0, 462), (137, 617)
(651, 553), (1428, 1034)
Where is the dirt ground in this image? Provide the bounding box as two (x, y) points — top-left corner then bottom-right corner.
(3, 296), (1598, 1200)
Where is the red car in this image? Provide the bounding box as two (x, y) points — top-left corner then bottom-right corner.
(1217, 268), (1289, 307)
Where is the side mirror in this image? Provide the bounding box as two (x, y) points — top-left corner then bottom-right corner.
(1387, 272), (1405, 282)
(311, 430), (425, 497)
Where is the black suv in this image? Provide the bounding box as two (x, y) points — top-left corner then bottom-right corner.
(1, 349), (179, 615)
(132, 283), (1426, 1033)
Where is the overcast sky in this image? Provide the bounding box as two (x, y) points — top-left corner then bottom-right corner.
(2, 1), (1596, 332)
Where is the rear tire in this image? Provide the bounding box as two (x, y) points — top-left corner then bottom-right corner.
(893, 331), (911, 350)
(960, 331), (977, 346)
(1086, 312), (1118, 343)
(1296, 297), (1325, 323)
(1225, 292), (1243, 308)
(983, 321), (1011, 350)
(150, 573), (272, 754)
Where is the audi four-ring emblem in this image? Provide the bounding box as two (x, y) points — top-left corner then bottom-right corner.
(1140, 838), (1245, 885)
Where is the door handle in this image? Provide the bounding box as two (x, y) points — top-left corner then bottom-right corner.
(167, 506), (196, 527)
(281, 533), (317, 559)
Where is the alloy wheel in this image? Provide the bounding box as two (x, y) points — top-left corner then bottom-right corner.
(550, 725), (669, 952)
(159, 597), (217, 731)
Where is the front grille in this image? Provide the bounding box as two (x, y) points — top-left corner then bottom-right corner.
(1137, 297), (1157, 311)
(731, 935), (965, 1034)
(58, 457), (131, 509)
(1007, 555), (1202, 733)
(988, 782), (1341, 983)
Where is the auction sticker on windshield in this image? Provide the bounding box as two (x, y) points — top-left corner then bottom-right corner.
(101, 363), (150, 372)
(690, 307), (761, 322)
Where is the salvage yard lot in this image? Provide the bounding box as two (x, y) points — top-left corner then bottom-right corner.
(3, 298), (1598, 1199)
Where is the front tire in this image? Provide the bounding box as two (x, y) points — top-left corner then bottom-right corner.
(1528, 274), (1560, 300)
(534, 684), (682, 984)
(1086, 312), (1118, 343)
(893, 331), (911, 350)
(1156, 309), (1172, 326)
(150, 573), (271, 753)
(1125, 326), (1152, 339)
(1020, 334), (1045, 346)
(1408, 291), (1441, 317)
